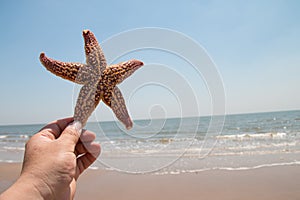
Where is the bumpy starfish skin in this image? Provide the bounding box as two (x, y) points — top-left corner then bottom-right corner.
(40, 30), (143, 129)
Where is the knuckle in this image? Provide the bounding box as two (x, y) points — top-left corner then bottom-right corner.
(65, 128), (79, 140)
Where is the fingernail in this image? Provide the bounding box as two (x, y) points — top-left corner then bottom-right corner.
(69, 121), (83, 134)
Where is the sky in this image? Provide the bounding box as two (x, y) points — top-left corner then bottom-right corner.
(0, 0), (299, 125)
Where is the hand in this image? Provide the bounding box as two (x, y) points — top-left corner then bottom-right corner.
(0, 117), (101, 200)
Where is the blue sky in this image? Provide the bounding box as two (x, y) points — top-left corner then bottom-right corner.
(0, 0), (299, 125)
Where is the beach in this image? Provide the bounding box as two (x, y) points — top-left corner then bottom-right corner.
(1, 111), (300, 199)
(1, 162), (299, 200)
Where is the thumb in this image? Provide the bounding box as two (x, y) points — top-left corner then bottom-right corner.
(59, 121), (82, 146)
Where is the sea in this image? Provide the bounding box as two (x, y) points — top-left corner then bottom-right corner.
(0, 110), (299, 174)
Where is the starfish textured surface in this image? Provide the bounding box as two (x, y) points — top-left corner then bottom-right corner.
(40, 30), (144, 129)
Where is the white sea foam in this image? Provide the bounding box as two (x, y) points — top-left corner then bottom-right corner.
(210, 150), (289, 157)
(154, 161), (300, 175)
(0, 159), (18, 163)
(216, 161), (300, 171)
(220, 142), (297, 151)
(88, 166), (99, 170)
(216, 132), (287, 140)
(3, 146), (25, 151)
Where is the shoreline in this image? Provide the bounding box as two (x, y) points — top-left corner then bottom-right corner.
(1, 162), (299, 200)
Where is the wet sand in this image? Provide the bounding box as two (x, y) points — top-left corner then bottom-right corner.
(1, 163), (299, 200)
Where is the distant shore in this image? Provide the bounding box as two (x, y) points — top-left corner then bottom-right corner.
(1, 162), (299, 200)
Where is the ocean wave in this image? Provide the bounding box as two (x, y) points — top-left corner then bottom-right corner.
(210, 149), (300, 157)
(0, 159), (19, 163)
(3, 146), (25, 151)
(88, 166), (99, 170)
(219, 141), (297, 151)
(214, 161), (300, 171)
(216, 132), (287, 140)
(154, 161), (300, 175)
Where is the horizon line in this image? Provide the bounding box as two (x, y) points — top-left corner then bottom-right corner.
(0, 108), (299, 127)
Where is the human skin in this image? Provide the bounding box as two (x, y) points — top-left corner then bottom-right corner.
(0, 117), (101, 200)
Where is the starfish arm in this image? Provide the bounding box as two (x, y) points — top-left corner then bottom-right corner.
(40, 30), (143, 129)
(83, 30), (107, 74)
(40, 53), (88, 84)
(74, 81), (101, 126)
(102, 86), (133, 130)
(102, 59), (144, 87)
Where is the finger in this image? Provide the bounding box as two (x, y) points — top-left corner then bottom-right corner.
(79, 130), (96, 143)
(58, 121), (82, 148)
(75, 130), (96, 155)
(39, 117), (74, 140)
(74, 130), (96, 157)
(75, 142), (100, 157)
(75, 145), (101, 179)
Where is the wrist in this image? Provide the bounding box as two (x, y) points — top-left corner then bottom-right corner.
(18, 172), (53, 199)
(0, 172), (52, 200)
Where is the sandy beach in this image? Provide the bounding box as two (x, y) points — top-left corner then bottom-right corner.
(0, 163), (299, 200)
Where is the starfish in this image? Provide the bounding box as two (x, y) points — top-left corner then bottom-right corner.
(40, 30), (144, 129)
